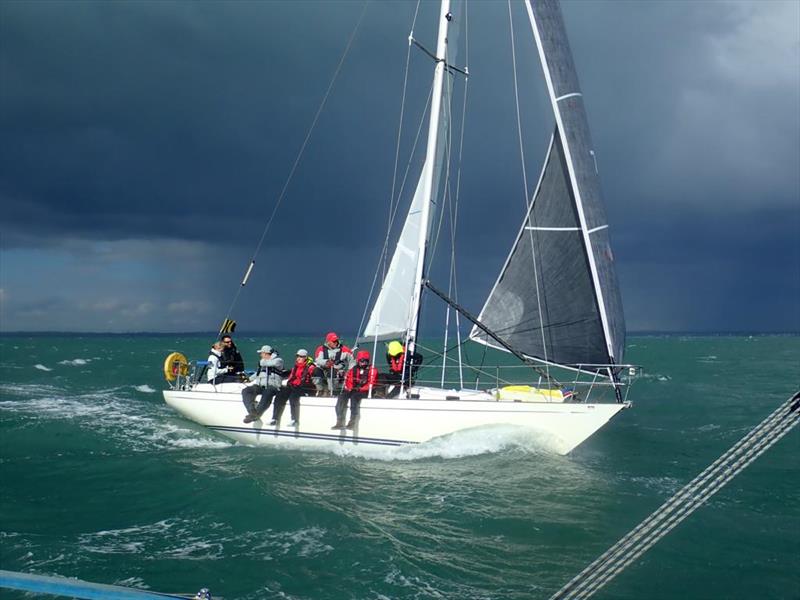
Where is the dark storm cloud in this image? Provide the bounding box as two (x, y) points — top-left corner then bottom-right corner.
(0, 0), (412, 248)
(1, 0), (798, 332)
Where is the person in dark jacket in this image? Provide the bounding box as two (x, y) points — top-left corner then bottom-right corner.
(383, 340), (423, 398)
(270, 349), (315, 427)
(333, 350), (378, 430)
(220, 335), (245, 376)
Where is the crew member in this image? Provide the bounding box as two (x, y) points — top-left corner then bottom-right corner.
(242, 345), (284, 423)
(207, 341), (231, 385)
(220, 335), (245, 375)
(333, 350), (377, 430)
(312, 332), (352, 395)
(383, 340), (423, 398)
(270, 349), (315, 427)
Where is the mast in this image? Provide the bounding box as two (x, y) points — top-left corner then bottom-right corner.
(405, 0), (452, 356)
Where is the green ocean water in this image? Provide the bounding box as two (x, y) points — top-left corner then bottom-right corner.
(1, 334), (798, 600)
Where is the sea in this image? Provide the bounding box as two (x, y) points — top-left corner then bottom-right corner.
(1, 334), (798, 600)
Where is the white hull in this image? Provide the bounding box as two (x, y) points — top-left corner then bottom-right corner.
(163, 383), (628, 455)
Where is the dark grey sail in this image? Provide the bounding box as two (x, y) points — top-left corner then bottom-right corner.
(470, 131), (610, 368)
(470, 0), (625, 370)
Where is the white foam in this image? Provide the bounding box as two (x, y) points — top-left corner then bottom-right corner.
(697, 423), (721, 432)
(698, 355), (718, 363)
(0, 384), (232, 453)
(630, 475), (681, 496)
(78, 518), (332, 562)
(308, 425), (560, 461)
(133, 384), (156, 393)
(34, 364), (52, 371)
(58, 358), (90, 366)
(168, 437), (233, 449)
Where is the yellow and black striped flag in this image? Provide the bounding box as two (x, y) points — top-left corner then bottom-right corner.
(218, 318), (236, 335)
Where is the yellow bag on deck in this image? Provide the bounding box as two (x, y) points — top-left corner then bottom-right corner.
(495, 385), (567, 403)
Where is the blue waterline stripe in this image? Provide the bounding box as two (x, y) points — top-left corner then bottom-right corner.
(169, 393), (597, 415)
(208, 425), (414, 447)
(0, 569), (188, 600)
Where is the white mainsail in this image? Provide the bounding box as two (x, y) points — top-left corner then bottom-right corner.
(361, 1), (456, 344)
(361, 163), (428, 342)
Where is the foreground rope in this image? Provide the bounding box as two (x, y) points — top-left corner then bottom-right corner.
(551, 390), (800, 600)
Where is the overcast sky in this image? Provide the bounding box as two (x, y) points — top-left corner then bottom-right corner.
(1, 0), (798, 336)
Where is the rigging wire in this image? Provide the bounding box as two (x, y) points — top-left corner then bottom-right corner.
(218, 1), (369, 330)
(507, 0), (551, 381)
(550, 390), (800, 600)
(441, 0), (470, 389)
(417, 342), (519, 389)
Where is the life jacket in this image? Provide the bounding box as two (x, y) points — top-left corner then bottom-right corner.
(288, 362), (313, 387)
(345, 365), (377, 392)
(388, 352), (404, 374)
(318, 343), (351, 364)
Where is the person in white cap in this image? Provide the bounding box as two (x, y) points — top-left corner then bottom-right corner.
(241, 345), (284, 423)
(270, 348), (315, 427)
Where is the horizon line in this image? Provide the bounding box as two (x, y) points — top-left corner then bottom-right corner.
(1, 330), (798, 337)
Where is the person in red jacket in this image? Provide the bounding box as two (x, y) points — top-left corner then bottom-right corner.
(270, 349), (315, 427)
(333, 349), (377, 430)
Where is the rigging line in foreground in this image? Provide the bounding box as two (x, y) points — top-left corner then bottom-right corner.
(549, 390), (800, 600)
(219, 0), (369, 326)
(569, 408), (799, 600)
(569, 394), (800, 594)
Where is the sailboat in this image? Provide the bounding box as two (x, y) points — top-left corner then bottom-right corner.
(162, 0), (639, 455)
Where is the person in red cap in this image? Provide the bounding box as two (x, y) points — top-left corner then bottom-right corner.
(333, 349), (377, 429)
(312, 331), (352, 396)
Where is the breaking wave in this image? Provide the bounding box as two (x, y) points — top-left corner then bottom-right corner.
(0, 383), (233, 453)
(58, 358), (92, 366)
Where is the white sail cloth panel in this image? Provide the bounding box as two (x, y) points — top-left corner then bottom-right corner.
(361, 113), (453, 342)
(361, 117), (451, 343)
(361, 163), (428, 342)
(361, 2), (460, 344)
